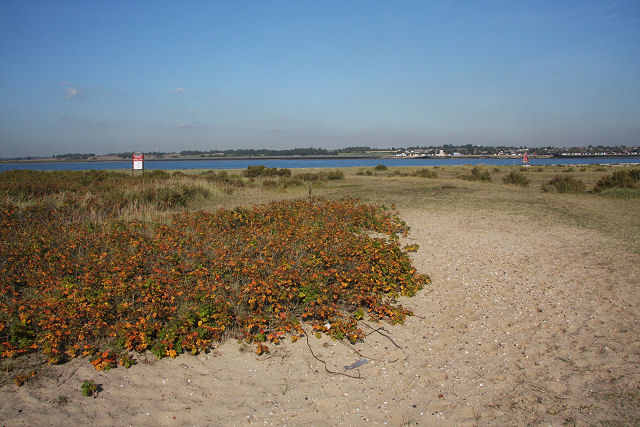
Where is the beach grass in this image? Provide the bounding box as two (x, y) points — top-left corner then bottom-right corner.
(2, 165), (637, 250)
(244, 164), (640, 252)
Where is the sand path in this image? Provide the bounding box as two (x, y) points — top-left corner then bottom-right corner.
(2, 209), (639, 425)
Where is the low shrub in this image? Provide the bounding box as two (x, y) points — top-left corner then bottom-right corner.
(199, 170), (245, 188)
(0, 198), (427, 364)
(278, 177), (304, 188)
(460, 166), (492, 182)
(502, 171), (530, 187)
(81, 380), (99, 397)
(0, 170), (130, 198)
(412, 168), (437, 178)
(374, 164), (387, 171)
(0, 170), (229, 216)
(0, 170), (231, 212)
(294, 170), (344, 182)
(243, 165), (291, 178)
(139, 183), (211, 208)
(326, 170), (344, 180)
(541, 175), (586, 193)
(147, 170), (171, 179)
(593, 169), (640, 192)
(266, 170), (344, 189)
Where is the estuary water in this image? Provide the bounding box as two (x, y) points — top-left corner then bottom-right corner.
(1, 156), (639, 172)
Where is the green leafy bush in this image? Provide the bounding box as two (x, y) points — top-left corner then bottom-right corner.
(81, 380), (98, 397)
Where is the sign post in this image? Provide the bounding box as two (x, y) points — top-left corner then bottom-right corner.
(132, 152), (144, 176)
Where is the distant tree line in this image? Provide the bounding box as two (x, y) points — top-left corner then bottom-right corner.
(180, 147), (339, 156)
(53, 153), (96, 159)
(99, 147), (397, 159)
(109, 151), (167, 159)
(176, 147), (401, 156)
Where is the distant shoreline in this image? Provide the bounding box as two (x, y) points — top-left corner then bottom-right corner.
(3, 153), (640, 165)
(0, 155), (380, 164)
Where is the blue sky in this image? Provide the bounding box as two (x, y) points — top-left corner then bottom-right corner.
(1, 1), (639, 157)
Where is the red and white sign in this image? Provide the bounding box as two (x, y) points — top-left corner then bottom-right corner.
(132, 152), (144, 170)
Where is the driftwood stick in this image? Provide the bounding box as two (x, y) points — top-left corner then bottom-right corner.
(301, 325), (363, 379)
(362, 322), (403, 350)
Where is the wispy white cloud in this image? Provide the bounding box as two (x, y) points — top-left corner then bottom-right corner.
(170, 88), (184, 94)
(64, 87), (79, 99)
(59, 81), (80, 99)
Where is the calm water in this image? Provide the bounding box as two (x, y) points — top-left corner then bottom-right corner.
(1, 156), (639, 172)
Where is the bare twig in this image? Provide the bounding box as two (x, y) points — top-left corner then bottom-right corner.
(337, 339), (399, 363)
(362, 322), (403, 350)
(301, 325), (363, 379)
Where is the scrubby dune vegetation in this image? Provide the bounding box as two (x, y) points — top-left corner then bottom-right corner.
(0, 169), (425, 371)
(541, 175), (586, 193)
(2, 163), (640, 378)
(502, 170), (530, 186)
(0, 169), (231, 215)
(593, 168), (640, 197)
(1, 164), (639, 425)
(460, 166), (492, 182)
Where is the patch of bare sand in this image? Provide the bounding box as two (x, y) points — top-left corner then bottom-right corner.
(1, 209), (639, 425)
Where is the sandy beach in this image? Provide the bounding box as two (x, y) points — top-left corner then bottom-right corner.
(1, 205), (639, 426)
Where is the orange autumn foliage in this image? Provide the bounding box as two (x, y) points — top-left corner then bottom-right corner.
(0, 196), (428, 366)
